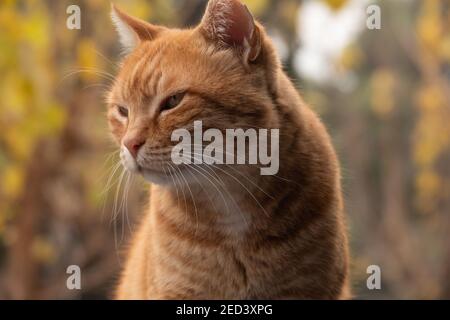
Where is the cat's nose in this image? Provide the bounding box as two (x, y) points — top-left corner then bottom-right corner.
(124, 136), (146, 158)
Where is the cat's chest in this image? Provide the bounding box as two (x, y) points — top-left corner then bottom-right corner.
(150, 232), (288, 299)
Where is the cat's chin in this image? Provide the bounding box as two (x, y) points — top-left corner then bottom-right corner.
(139, 168), (172, 186)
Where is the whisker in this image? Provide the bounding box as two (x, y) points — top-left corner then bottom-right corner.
(164, 166), (181, 208)
(191, 150), (275, 200)
(189, 164), (231, 215)
(60, 68), (116, 84)
(175, 165), (199, 235)
(186, 153), (270, 218)
(112, 168), (126, 250)
(119, 171), (132, 242)
(169, 163), (189, 226)
(189, 163), (249, 230)
(184, 165), (221, 215)
(93, 48), (120, 70)
(100, 161), (123, 197)
(125, 174), (135, 234)
(82, 83), (111, 92)
(99, 157), (122, 223)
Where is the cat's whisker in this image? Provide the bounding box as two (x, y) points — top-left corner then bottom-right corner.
(61, 70), (112, 84)
(117, 170), (130, 223)
(184, 165), (221, 215)
(166, 165), (181, 208)
(100, 161), (123, 197)
(175, 165), (199, 236)
(270, 174), (300, 187)
(112, 168), (126, 222)
(74, 66), (117, 80)
(98, 150), (120, 183)
(199, 164), (246, 225)
(144, 147), (175, 156)
(99, 156), (122, 223)
(169, 163), (189, 226)
(190, 147), (299, 187)
(187, 157), (248, 228)
(171, 165), (188, 225)
(124, 172), (133, 239)
(167, 166), (208, 228)
(190, 163), (249, 230)
(104, 149), (120, 162)
(82, 83), (111, 92)
(61, 68), (116, 84)
(188, 153), (270, 218)
(189, 164), (232, 216)
(94, 48), (121, 70)
(125, 174), (135, 234)
(112, 168), (127, 250)
(100, 169), (119, 220)
(190, 149), (275, 200)
(163, 165), (178, 207)
(119, 171), (132, 243)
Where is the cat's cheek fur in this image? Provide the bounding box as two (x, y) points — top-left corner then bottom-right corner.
(108, 120), (126, 145)
(107, 107), (128, 144)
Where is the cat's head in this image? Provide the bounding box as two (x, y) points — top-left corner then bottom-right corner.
(107, 0), (280, 185)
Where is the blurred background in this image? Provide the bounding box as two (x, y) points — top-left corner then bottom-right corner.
(0, 0), (449, 299)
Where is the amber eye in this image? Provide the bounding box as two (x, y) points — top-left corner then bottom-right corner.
(160, 92), (186, 112)
(117, 105), (129, 118)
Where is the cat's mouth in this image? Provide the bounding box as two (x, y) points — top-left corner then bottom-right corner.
(120, 146), (192, 185)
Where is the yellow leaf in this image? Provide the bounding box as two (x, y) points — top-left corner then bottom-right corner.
(339, 45), (363, 71)
(370, 69), (397, 119)
(31, 237), (56, 264)
(244, 0), (269, 17)
(4, 131), (31, 162)
(322, 0), (348, 11)
(416, 170), (441, 214)
(2, 164), (24, 199)
(42, 103), (67, 134)
(417, 0), (442, 53)
(439, 36), (450, 62)
(416, 84), (444, 112)
(77, 38), (100, 82)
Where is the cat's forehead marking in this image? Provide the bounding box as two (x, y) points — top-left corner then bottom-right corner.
(121, 38), (194, 104)
(121, 41), (166, 102)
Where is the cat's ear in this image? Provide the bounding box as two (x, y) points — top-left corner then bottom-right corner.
(111, 4), (163, 53)
(200, 0), (262, 64)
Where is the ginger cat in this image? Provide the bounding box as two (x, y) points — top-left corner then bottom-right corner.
(107, 0), (350, 300)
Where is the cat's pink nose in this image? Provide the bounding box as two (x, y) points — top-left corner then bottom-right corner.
(124, 136), (145, 158)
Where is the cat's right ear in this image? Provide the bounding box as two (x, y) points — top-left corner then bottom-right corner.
(111, 4), (164, 53)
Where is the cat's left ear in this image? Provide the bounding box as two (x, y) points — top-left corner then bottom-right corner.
(200, 0), (262, 65)
(111, 4), (164, 53)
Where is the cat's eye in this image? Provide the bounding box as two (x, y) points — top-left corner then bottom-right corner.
(117, 105), (129, 118)
(160, 92), (186, 112)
